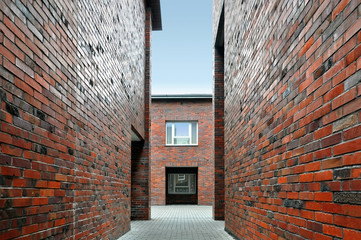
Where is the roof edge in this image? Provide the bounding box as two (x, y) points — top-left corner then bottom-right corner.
(147, 0), (162, 31)
(152, 94), (213, 99)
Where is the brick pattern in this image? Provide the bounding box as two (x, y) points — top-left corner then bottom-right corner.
(150, 99), (214, 206)
(214, 47), (225, 220)
(0, 0), (149, 239)
(214, 0), (361, 239)
(131, 7), (152, 220)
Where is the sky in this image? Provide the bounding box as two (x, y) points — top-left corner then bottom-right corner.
(151, 0), (213, 95)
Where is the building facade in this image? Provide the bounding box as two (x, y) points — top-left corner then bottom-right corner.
(0, 0), (161, 239)
(151, 94), (214, 205)
(214, 0), (361, 239)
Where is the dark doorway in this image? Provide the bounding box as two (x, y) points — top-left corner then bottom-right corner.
(130, 128), (150, 220)
(166, 167), (198, 205)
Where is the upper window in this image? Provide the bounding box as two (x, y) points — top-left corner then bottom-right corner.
(166, 122), (198, 145)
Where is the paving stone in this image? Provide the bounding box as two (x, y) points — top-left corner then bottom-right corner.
(118, 205), (235, 240)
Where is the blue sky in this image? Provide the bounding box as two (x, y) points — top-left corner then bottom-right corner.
(152, 0), (213, 95)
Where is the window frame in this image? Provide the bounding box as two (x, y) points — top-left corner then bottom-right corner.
(165, 121), (198, 146)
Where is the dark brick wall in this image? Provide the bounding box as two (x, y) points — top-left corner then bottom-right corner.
(0, 0), (152, 239)
(151, 98), (214, 205)
(214, 46), (225, 220)
(214, 0), (361, 239)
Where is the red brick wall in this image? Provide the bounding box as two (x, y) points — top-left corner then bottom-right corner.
(151, 98), (214, 205)
(214, 0), (361, 239)
(0, 0), (151, 239)
(131, 6), (152, 221)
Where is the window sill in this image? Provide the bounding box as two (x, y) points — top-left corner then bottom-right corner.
(165, 144), (198, 147)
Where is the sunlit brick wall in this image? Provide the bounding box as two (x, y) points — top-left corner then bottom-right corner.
(0, 0), (149, 239)
(214, 0), (361, 239)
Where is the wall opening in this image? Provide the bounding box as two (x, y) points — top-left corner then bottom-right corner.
(166, 167), (198, 205)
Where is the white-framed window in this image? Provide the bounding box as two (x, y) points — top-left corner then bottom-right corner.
(168, 173), (196, 194)
(166, 121), (198, 146)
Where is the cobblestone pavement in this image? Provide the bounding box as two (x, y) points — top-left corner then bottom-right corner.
(118, 205), (235, 240)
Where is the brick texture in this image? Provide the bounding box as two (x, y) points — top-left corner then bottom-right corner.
(150, 98), (214, 206)
(0, 0), (154, 239)
(214, 46), (225, 220)
(214, 0), (361, 239)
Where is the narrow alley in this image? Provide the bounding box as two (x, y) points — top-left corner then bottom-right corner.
(119, 205), (234, 240)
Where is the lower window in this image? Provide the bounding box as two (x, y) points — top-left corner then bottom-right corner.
(168, 174), (196, 194)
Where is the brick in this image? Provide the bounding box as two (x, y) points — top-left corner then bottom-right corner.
(334, 215), (361, 230)
(321, 157), (342, 169)
(32, 197), (48, 206)
(321, 133), (341, 147)
(344, 152), (361, 165)
(333, 113), (357, 132)
(300, 37), (314, 57)
(343, 96), (361, 115)
(333, 62), (356, 87)
(307, 220), (323, 233)
(314, 232), (332, 240)
(13, 198), (32, 207)
(315, 148), (332, 160)
(314, 102), (331, 119)
(334, 192), (361, 204)
(13, 178), (27, 187)
(314, 125), (332, 139)
(40, 189), (54, 197)
(0, 229), (21, 240)
(3, 16), (25, 42)
(305, 161), (321, 172)
(343, 204), (361, 217)
(22, 224), (39, 235)
(323, 224), (342, 237)
(332, 0), (351, 20)
(0, 132), (12, 144)
(315, 192), (333, 202)
(314, 170), (333, 181)
(322, 108), (343, 125)
(332, 88), (356, 110)
(300, 173), (314, 182)
(334, 138), (361, 155)
(344, 229), (361, 240)
(323, 83), (344, 103)
(48, 181), (61, 189)
(334, 37), (356, 63)
(24, 169), (41, 179)
(1, 166), (21, 176)
(322, 202), (342, 214)
(54, 218), (65, 226)
(1, 144), (23, 157)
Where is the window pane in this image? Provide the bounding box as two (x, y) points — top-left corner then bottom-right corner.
(189, 174), (196, 193)
(175, 174), (188, 187)
(168, 174), (174, 193)
(174, 138), (190, 145)
(166, 123), (172, 144)
(174, 122), (189, 136)
(169, 174), (196, 194)
(191, 122), (197, 144)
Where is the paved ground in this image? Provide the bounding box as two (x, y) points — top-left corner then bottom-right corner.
(118, 205), (235, 240)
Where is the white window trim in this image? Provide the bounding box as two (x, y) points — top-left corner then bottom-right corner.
(166, 121), (198, 146)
